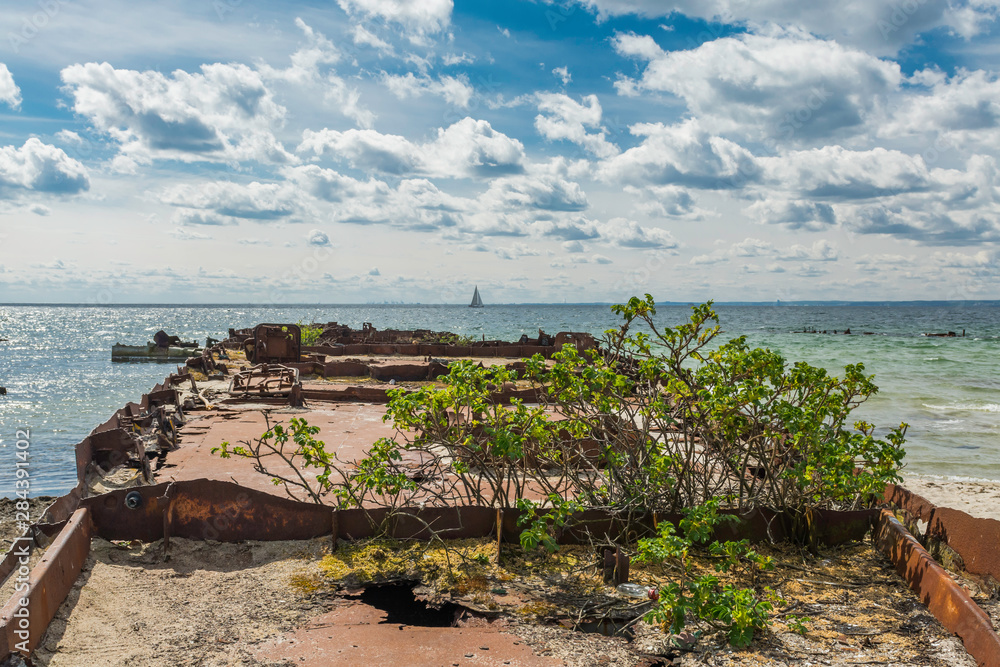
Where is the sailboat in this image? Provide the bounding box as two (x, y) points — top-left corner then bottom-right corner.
(469, 285), (484, 308)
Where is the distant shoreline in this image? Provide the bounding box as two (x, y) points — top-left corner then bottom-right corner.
(3, 301), (1000, 308)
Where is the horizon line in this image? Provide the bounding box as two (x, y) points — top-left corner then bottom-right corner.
(3, 300), (1000, 307)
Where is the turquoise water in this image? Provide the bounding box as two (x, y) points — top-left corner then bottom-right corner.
(0, 303), (998, 496)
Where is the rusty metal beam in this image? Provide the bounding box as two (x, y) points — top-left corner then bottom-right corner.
(0, 507), (93, 658)
(875, 510), (1000, 667)
(886, 483), (1000, 584)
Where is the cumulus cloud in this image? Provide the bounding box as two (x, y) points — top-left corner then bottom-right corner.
(282, 165), (391, 203)
(0, 138), (90, 197)
(161, 180), (299, 222)
(598, 119), (758, 188)
(884, 69), (1000, 151)
(597, 217), (678, 248)
(381, 72), (474, 108)
(534, 93), (619, 158)
(495, 242), (542, 259)
(760, 146), (930, 199)
(839, 202), (1000, 245)
(744, 199), (837, 230)
(627, 184), (706, 219)
(298, 117), (525, 178)
(613, 32), (900, 144)
(337, 0), (452, 44)
(307, 229), (331, 246)
(0, 64), (21, 109)
(61, 61), (294, 165)
(483, 174), (589, 211)
(570, 0), (997, 53)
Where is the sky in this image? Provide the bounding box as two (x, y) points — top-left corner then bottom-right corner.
(1, 0), (1000, 304)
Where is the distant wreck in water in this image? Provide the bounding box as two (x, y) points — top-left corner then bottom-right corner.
(111, 329), (203, 362)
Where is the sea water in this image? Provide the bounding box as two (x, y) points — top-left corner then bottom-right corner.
(0, 303), (997, 496)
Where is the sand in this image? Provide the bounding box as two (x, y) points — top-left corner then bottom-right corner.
(900, 474), (1000, 520)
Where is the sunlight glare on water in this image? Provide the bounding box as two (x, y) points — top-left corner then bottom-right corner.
(0, 303), (997, 497)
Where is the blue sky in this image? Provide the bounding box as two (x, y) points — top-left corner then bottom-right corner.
(1, 0), (1000, 303)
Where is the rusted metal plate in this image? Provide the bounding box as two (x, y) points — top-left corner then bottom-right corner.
(886, 483), (1000, 583)
(875, 510), (1000, 667)
(884, 483), (937, 521)
(82, 480), (332, 542)
(0, 508), (93, 657)
(925, 507), (1000, 583)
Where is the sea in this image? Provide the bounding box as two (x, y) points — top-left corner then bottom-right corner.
(1, 303), (998, 497)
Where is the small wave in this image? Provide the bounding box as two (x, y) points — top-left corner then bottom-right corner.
(923, 403), (1000, 413)
(923, 357), (943, 361)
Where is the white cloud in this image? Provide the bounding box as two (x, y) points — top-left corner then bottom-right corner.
(627, 184), (706, 219)
(744, 199), (837, 230)
(598, 119), (758, 188)
(613, 32), (900, 144)
(552, 66), (572, 85)
(352, 25), (395, 55)
(0, 64), (21, 109)
(571, 0), (999, 53)
(62, 61), (294, 164)
(884, 69), (1000, 151)
(483, 174), (589, 211)
(282, 165), (391, 203)
(759, 146), (930, 199)
(168, 227), (212, 241)
(381, 72), (474, 108)
(161, 180), (299, 221)
(298, 117), (525, 178)
(692, 238), (838, 265)
(597, 217), (678, 248)
(778, 239), (839, 262)
(337, 0), (453, 44)
(0, 138), (90, 197)
(495, 242), (542, 259)
(260, 18), (341, 84)
(443, 52), (475, 66)
(308, 229), (331, 246)
(534, 93), (619, 158)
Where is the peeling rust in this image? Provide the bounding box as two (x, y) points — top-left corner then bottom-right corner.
(875, 510), (1000, 667)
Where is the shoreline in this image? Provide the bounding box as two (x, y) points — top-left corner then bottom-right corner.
(901, 474), (1000, 520)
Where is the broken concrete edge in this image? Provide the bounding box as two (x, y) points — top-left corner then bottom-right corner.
(875, 510), (1000, 667)
(0, 507), (92, 658)
(885, 483), (1000, 586)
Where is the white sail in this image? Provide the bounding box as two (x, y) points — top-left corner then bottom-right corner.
(469, 286), (484, 307)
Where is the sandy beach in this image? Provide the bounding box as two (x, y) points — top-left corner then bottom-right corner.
(900, 475), (1000, 520)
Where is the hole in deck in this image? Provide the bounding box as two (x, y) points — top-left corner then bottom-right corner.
(574, 617), (635, 639)
(354, 582), (468, 627)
